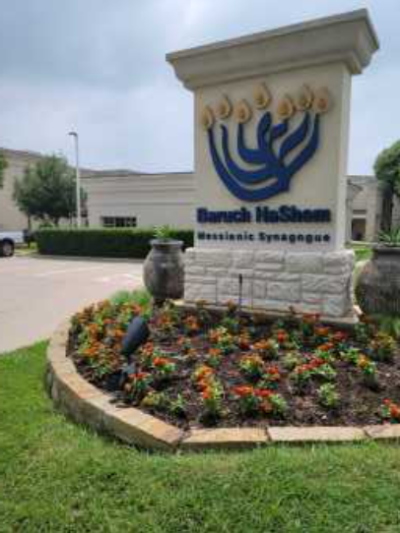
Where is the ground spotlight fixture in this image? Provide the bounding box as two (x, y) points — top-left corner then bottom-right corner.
(121, 316), (150, 362)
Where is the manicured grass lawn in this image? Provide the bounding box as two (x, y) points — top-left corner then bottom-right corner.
(2, 344), (400, 532)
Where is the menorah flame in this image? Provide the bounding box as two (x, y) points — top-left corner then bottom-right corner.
(203, 85), (332, 202)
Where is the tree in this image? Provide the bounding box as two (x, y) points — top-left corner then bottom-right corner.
(0, 153), (7, 189)
(13, 154), (80, 226)
(374, 140), (400, 232)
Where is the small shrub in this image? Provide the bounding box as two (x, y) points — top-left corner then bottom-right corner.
(36, 227), (194, 258)
(318, 383), (339, 409)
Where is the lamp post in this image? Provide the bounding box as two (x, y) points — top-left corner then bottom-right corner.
(68, 131), (81, 228)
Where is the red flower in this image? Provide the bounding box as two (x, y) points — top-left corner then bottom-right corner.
(255, 389), (272, 398)
(276, 330), (288, 344)
(233, 385), (254, 397)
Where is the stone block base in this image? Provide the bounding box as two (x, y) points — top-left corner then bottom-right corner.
(184, 248), (355, 320)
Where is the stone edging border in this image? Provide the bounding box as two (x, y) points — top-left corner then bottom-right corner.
(47, 321), (400, 452)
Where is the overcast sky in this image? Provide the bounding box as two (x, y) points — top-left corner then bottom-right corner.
(0, 1), (398, 175)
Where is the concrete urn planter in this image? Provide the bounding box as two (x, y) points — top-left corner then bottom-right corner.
(356, 246), (400, 315)
(143, 239), (184, 304)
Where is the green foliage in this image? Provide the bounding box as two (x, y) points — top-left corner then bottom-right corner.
(13, 154), (82, 225)
(374, 140), (400, 231)
(35, 227), (194, 258)
(318, 383), (339, 409)
(378, 227), (400, 246)
(350, 243), (373, 261)
(0, 153), (7, 189)
(110, 289), (152, 311)
(374, 314), (400, 340)
(153, 225), (174, 240)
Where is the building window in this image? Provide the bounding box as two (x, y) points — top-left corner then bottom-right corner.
(102, 216), (137, 228)
(351, 218), (366, 241)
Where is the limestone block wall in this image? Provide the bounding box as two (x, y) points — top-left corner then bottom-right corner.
(184, 248), (355, 319)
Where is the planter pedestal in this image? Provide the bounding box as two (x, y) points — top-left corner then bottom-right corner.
(356, 246), (400, 315)
(184, 247), (356, 321)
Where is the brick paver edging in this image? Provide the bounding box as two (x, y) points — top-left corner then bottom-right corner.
(46, 321), (400, 452)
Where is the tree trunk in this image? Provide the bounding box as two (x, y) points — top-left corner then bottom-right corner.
(380, 183), (394, 232)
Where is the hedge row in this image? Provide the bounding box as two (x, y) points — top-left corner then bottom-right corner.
(35, 228), (194, 258)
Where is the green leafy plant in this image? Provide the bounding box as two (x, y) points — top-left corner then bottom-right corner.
(261, 365), (282, 389)
(152, 356), (177, 381)
(220, 315), (240, 334)
(168, 394), (187, 417)
(252, 338), (279, 360)
(374, 314), (400, 340)
(141, 391), (168, 411)
(379, 399), (400, 423)
(200, 379), (224, 422)
(318, 383), (339, 409)
(340, 347), (361, 365)
(123, 371), (153, 403)
(357, 355), (378, 389)
(154, 225), (173, 240)
(282, 351), (303, 371)
(370, 332), (396, 362)
(208, 326), (235, 354)
(267, 393), (288, 418)
(239, 354), (265, 380)
(313, 363), (337, 382)
(378, 227), (400, 246)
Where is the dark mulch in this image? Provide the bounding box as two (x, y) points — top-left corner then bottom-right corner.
(68, 302), (400, 430)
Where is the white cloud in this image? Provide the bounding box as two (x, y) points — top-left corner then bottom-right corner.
(0, 0), (398, 175)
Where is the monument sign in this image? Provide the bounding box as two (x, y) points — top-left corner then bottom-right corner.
(167, 10), (379, 319)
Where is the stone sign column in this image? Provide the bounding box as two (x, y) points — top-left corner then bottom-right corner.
(167, 10), (379, 320)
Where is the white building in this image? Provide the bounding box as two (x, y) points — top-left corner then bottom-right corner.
(0, 146), (392, 241)
(83, 169), (194, 229)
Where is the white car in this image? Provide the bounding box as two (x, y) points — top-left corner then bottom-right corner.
(0, 231), (26, 257)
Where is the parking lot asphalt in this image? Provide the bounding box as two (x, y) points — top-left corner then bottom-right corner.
(0, 255), (144, 353)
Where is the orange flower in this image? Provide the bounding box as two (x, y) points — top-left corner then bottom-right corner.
(201, 387), (213, 400)
(233, 385), (254, 397)
(357, 355), (370, 370)
(390, 404), (400, 419)
(333, 331), (348, 342)
(265, 365), (281, 380)
(153, 357), (171, 367)
(315, 326), (330, 337)
(317, 342), (334, 352)
(276, 330), (288, 344)
(302, 313), (320, 324)
(237, 335), (251, 350)
(255, 389), (272, 398)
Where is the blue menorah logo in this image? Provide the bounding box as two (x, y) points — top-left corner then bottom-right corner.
(203, 85), (332, 202)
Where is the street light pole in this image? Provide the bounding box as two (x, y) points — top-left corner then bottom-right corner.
(68, 131), (81, 228)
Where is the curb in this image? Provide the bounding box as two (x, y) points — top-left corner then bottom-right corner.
(47, 321), (400, 452)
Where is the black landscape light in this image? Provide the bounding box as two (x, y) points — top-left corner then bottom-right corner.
(121, 316), (150, 362)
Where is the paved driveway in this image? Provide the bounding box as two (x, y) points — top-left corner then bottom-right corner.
(0, 256), (144, 353)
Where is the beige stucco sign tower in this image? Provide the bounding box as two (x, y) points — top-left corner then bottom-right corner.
(167, 10), (379, 320)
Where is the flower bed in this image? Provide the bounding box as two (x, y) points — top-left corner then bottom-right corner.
(68, 298), (400, 430)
